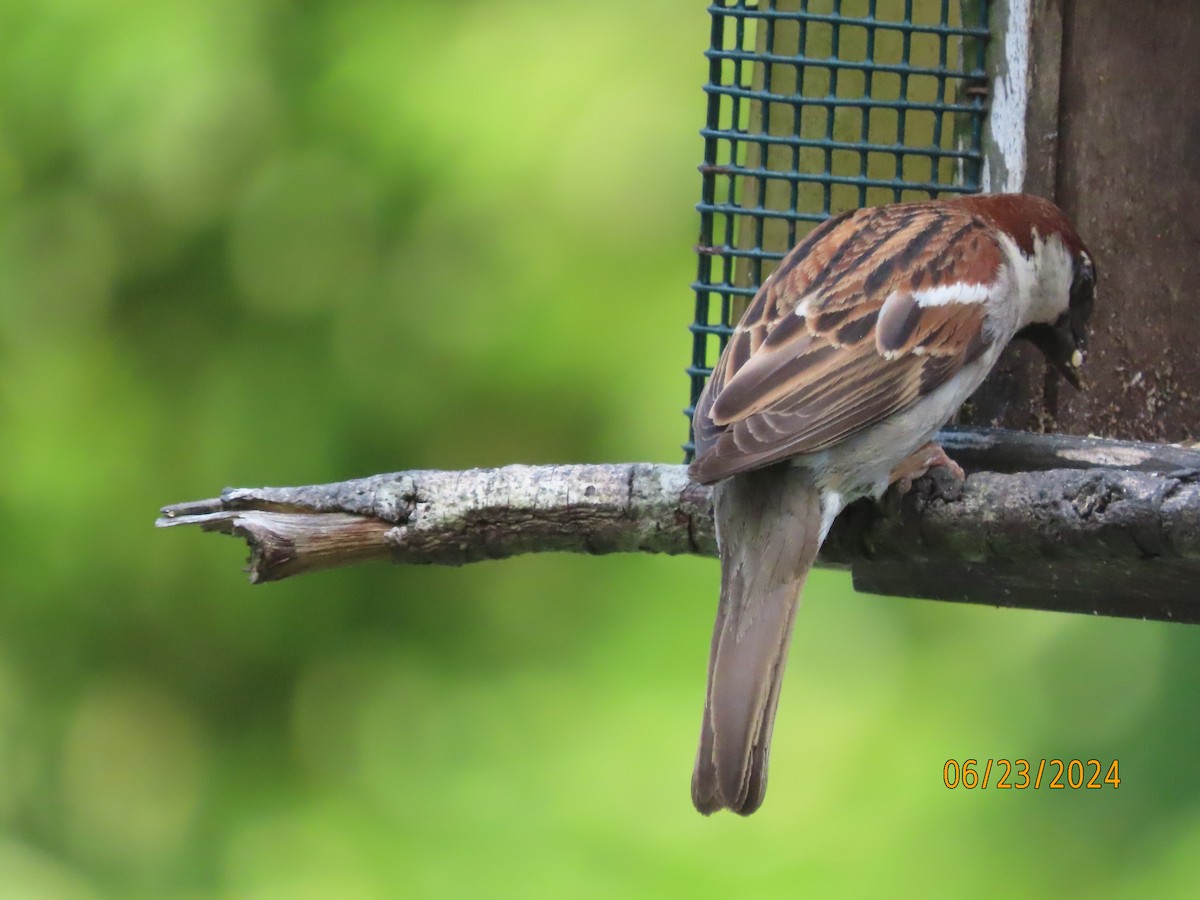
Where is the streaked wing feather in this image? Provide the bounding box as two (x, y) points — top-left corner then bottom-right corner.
(691, 202), (1006, 484)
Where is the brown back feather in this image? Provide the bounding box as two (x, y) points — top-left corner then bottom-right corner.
(690, 201), (1006, 485)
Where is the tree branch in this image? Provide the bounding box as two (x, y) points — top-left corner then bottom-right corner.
(158, 465), (713, 580)
(157, 428), (1200, 623)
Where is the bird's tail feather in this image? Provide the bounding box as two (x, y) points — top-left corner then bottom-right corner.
(692, 465), (824, 816)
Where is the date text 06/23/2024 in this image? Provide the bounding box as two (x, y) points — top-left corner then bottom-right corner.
(943, 759), (1121, 790)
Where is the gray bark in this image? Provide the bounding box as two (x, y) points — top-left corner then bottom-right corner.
(158, 428), (1200, 623)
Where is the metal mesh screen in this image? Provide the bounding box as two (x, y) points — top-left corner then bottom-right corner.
(684, 0), (990, 459)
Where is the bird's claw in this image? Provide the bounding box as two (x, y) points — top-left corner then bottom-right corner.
(883, 441), (966, 510)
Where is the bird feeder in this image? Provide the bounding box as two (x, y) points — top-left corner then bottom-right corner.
(687, 0), (990, 456)
(684, 0), (1200, 616)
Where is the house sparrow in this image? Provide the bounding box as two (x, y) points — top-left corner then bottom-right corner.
(689, 193), (1096, 815)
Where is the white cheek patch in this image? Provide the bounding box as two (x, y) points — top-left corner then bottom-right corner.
(911, 282), (992, 307)
(1023, 232), (1074, 326)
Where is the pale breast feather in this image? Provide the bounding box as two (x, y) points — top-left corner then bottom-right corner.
(690, 202), (1008, 485)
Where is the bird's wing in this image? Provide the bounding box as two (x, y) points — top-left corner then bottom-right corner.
(690, 202), (1008, 485)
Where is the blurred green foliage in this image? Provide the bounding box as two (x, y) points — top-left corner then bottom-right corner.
(3, 1), (1200, 897)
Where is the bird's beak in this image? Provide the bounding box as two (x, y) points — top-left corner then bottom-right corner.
(1050, 312), (1085, 390)
(1055, 347), (1085, 390)
(1020, 315), (1086, 390)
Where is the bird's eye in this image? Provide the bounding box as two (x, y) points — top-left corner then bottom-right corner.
(1073, 252), (1095, 285)
(1069, 255), (1096, 317)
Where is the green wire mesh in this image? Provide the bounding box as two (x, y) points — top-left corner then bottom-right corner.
(684, 0), (990, 459)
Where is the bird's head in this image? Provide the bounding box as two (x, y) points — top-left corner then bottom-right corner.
(951, 193), (1096, 388)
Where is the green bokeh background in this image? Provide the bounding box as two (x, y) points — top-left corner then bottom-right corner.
(3, 1), (1200, 897)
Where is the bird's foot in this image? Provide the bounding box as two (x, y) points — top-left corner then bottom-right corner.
(887, 442), (966, 503)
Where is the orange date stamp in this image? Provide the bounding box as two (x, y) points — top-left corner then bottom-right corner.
(943, 758), (1120, 790)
